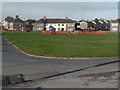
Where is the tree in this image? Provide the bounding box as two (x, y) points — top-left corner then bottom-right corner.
(26, 19), (35, 24)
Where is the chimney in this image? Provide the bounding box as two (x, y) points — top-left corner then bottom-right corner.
(66, 17), (68, 20)
(16, 15), (19, 18)
(44, 16), (46, 21)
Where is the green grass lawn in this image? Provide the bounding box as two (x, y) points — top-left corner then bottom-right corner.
(3, 32), (118, 58)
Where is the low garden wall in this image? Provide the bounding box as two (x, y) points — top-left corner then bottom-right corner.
(42, 31), (109, 35)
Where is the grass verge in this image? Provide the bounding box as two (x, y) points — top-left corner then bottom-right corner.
(3, 32), (118, 58)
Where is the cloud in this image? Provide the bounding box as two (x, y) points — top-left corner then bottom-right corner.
(2, 2), (118, 20)
(47, 3), (117, 12)
(2, 0), (120, 2)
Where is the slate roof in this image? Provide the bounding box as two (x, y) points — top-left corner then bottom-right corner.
(36, 18), (75, 23)
(36, 19), (45, 23)
(117, 18), (120, 23)
(79, 20), (88, 22)
(111, 19), (120, 23)
(5, 16), (24, 22)
(5, 16), (14, 22)
(13, 17), (24, 22)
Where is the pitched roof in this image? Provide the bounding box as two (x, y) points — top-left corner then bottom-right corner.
(36, 19), (45, 23)
(111, 20), (118, 23)
(13, 17), (23, 22)
(35, 18), (75, 23)
(5, 16), (24, 23)
(22, 23), (32, 27)
(79, 19), (87, 22)
(117, 18), (120, 23)
(110, 18), (120, 23)
(5, 16), (14, 22)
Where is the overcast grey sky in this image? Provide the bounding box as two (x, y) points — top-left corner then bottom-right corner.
(2, 2), (118, 21)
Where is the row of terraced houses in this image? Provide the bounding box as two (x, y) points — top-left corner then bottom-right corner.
(1, 15), (120, 32)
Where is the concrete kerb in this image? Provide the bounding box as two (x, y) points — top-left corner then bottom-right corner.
(3, 38), (118, 60)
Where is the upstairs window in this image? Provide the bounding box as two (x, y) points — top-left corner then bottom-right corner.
(68, 24), (72, 26)
(40, 24), (43, 26)
(112, 23), (118, 26)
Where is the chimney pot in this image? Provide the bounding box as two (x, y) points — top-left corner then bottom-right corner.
(44, 16), (46, 20)
(16, 15), (19, 18)
(66, 17), (68, 20)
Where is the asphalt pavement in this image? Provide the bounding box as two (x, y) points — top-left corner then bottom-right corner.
(2, 37), (119, 81)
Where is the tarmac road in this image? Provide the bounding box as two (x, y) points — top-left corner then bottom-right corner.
(2, 37), (119, 81)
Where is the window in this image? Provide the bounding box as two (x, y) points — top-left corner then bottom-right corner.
(58, 28), (60, 31)
(40, 28), (43, 30)
(58, 24), (60, 26)
(68, 28), (73, 31)
(68, 24), (72, 26)
(112, 28), (117, 31)
(46, 24), (50, 26)
(52, 24), (55, 26)
(62, 24), (64, 26)
(37, 28), (43, 30)
(112, 23), (118, 26)
(61, 28), (64, 31)
(68, 24), (74, 27)
(40, 24), (43, 26)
